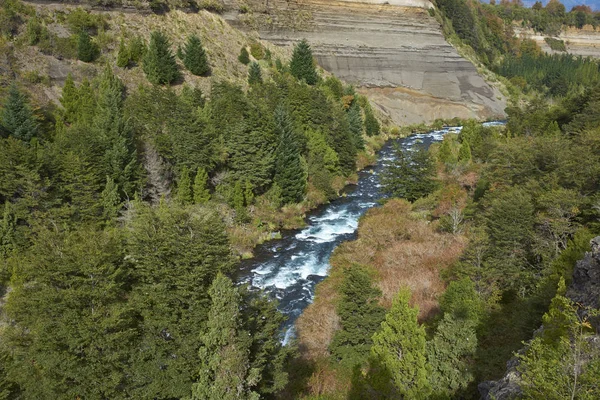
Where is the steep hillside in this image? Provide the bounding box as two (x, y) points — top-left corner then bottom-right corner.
(225, 0), (507, 125)
(515, 25), (600, 57)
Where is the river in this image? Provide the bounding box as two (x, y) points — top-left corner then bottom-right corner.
(238, 122), (504, 343)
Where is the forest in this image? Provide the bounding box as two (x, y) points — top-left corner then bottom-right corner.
(1, 0), (600, 399)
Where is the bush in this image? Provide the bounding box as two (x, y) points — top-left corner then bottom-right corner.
(198, 0), (224, 13)
(238, 47), (250, 65)
(544, 37), (566, 52)
(249, 42), (264, 60)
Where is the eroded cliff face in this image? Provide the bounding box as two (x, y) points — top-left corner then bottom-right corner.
(515, 25), (600, 58)
(226, 0), (507, 125)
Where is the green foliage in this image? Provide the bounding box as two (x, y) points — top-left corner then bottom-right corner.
(182, 34), (210, 76)
(381, 144), (437, 202)
(363, 104), (380, 137)
(330, 264), (385, 368)
(101, 175), (121, 220)
(437, 136), (457, 164)
(116, 37), (130, 68)
(249, 42), (264, 60)
(77, 30), (99, 62)
(248, 62), (262, 85)
(368, 289), (430, 399)
(273, 106), (306, 204)
(347, 101), (364, 150)
(1, 84), (38, 141)
(238, 46), (250, 65)
(544, 37), (566, 52)
(143, 30), (180, 85)
(177, 165), (193, 204)
(458, 140), (472, 163)
(194, 167), (211, 204)
(290, 39), (318, 85)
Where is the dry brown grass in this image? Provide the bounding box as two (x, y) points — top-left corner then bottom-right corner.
(296, 199), (467, 362)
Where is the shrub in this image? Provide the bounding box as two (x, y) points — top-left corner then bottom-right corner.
(238, 46), (250, 65)
(249, 42), (264, 60)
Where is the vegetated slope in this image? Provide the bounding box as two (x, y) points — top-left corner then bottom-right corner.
(225, 0), (507, 125)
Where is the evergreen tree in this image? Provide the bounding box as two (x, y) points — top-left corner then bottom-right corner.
(192, 274), (257, 400)
(290, 39), (318, 85)
(248, 62), (262, 85)
(143, 31), (180, 85)
(4, 227), (138, 399)
(244, 179), (254, 206)
(60, 74), (79, 123)
(1, 84), (38, 141)
(238, 47), (250, 65)
(182, 35), (210, 76)
(347, 101), (364, 150)
(101, 175), (121, 221)
(369, 289), (430, 399)
(437, 137), (456, 164)
(364, 105), (380, 136)
(177, 166), (193, 204)
(458, 140), (472, 163)
(273, 106), (306, 204)
(193, 167), (211, 204)
(330, 264), (385, 368)
(127, 202), (235, 399)
(77, 30), (99, 62)
(381, 144), (437, 202)
(116, 37), (130, 68)
(0, 201), (16, 259)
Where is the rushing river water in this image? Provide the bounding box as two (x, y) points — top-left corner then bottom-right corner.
(239, 122), (504, 343)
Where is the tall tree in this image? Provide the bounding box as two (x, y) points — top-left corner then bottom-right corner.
(330, 264), (385, 368)
(126, 202), (235, 399)
(369, 289), (430, 399)
(363, 104), (380, 137)
(77, 30), (99, 62)
(177, 166), (193, 204)
(191, 274), (256, 400)
(347, 101), (364, 150)
(273, 106), (306, 204)
(116, 37), (130, 68)
(381, 144), (437, 202)
(182, 35), (210, 76)
(143, 30), (180, 85)
(248, 62), (263, 85)
(193, 167), (211, 204)
(290, 39), (318, 85)
(1, 84), (38, 141)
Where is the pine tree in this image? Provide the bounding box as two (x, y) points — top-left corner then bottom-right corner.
(60, 74), (79, 123)
(182, 35), (210, 76)
(347, 101), (364, 150)
(143, 31), (180, 85)
(438, 137), (456, 164)
(248, 62), (262, 85)
(193, 167), (211, 204)
(364, 105), (380, 136)
(381, 144), (437, 202)
(192, 273), (257, 400)
(238, 47), (250, 65)
(244, 179), (254, 206)
(273, 106), (306, 204)
(1, 84), (38, 141)
(458, 141), (472, 163)
(330, 264), (385, 368)
(101, 175), (121, 221)
(290, 39), (318, 85)
(0, 201), (16, 258)
(77, 31), (99, 62)
(116, 37), (130, 68)
(177, 166), (193, 204)
(127, 203), (235, 399)
(369, 289), (430, 399)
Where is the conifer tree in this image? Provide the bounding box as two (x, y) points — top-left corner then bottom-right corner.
(458, 141), (472, 163)
(101, 175), (121, 221)
(273, 106), (306, 204)
(60, 74), (79, 123)
(143, 31), (180, 85)
(290, 39), (318, 85)
(177, 166), (193, 204)
(238, 47), (250, 65)
(116, 37), (130, 68)
(381, 144), (437, 202)
(192, 274), (257, 400)
(330, 264), (385, 368)
(244, 179), (254, 205)
(369, 289), (430, 399)
(347, 101), (364, 149)
(364, 105), (380, 136)
(193, 167), (211, 204)
(437, 137), (456, 164)
(1, 84), (38, 141)
(0, 201), (16, 258)
(182, 35), (210, 76)
(77, 30), (99, 62)
(248, 62), (262, 85)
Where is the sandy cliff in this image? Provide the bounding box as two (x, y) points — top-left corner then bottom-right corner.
(227, 0), (507, 125)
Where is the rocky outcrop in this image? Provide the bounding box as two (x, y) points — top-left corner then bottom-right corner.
(479, 236), (600, 400)
(515, 26), (600, 58)
(227, 0), (507, 125)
